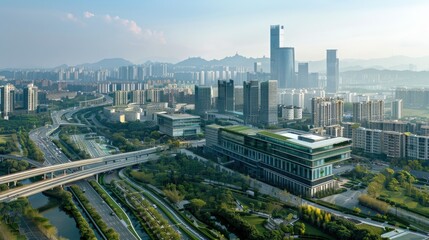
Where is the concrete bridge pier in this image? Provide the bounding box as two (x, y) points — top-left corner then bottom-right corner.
(95, 174), (98, 182)
(63, 170), (67, 175)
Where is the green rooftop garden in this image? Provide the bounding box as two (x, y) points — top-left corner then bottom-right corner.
(258, 131), (291, 142)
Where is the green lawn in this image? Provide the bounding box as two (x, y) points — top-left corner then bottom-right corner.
(356, 223), (384, 236)
(296, 221), (335, 240)
(380, 188), (429, 217)
(241, 214), (267, 234)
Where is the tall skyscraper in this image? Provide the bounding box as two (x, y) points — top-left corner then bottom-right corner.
(326, 49), (339, 93)
(195, 85), (212, 115)
(297, 63), (309, 89)
(217, 79), (235, 113)
(243, 80), (260, 125)
(391, 99), (403, 120)
(311, 97), (344, 127)
(23, 83), (38, 112)
(0, 83), (15, 118)
(260, 80), (278, 125)
(270, 25), (295, 89)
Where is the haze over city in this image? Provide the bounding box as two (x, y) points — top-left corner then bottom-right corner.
(2, 0), (429, 68)
(2, 2), (429, 240)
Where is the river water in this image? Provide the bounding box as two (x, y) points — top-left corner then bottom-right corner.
(28, 191), (82, 240)
(26, 180), (149, 240)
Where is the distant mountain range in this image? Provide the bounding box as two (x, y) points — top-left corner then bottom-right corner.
(54, 58), (134, 70)
(50, 54), (429, 72)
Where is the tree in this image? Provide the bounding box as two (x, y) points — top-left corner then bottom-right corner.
(293, 222), (305, 235)
(189, 198), (206, 213)
(353, 207), (361, 214)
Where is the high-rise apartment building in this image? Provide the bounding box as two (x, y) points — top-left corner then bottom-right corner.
(243, 80), (260, 125)
(352, 100), (384, 123)
(260, 80), (278, 125)
(326, 49), (339, 93)
(391, 99), (403, 120)
(130, 90), (146, 105)
(217, 80), (235, 113)
(270, 25), (295, 89)
(195, 85), (212, 115)
(311, 97), (344, 127)
(23, 83), (38, 111)
(114, 90), (129, 106)
(0, 83), (15, 117)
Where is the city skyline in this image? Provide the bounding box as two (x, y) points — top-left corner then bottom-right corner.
(2, 0), (429, 68)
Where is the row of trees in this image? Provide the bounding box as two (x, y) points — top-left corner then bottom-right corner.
(358, 194), (390, 214)
(45, 187), (97, 240)
(112, 181), (181, 240)
(71, 185), (120, 240)
(299, 205), (382, 240)
(17, 131), (44, 162)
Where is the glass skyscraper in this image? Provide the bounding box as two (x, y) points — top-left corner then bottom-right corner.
(326, 49), (339, 93)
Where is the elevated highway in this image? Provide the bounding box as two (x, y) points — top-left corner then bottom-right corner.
(0, 147), (163, 186)
(0, 153), (158, 202)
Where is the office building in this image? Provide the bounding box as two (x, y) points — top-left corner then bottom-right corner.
(297, 63), (309, 89)
(391, 99), (403, 120)
(217, 80), (235, 113)
(234, 87), (244, 112)
(0, 83), (15, 117)
(243, 80), (260, 125)
(195, 85), (212, 115)
(352, 100), (384, 123)
(326, 49), (339, 93)
(270, 25), (295, 89)
(205, 125), (352, 197)
(114, 90), (129, 106)
(157, 113), (201, 137)
(260, 80), (278, 125)
(311, 97), (344, 127)
(23, 83), (38, 112)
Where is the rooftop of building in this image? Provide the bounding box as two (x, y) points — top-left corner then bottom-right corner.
(217, 124), (351, 149)
(158, 113), (200, 120)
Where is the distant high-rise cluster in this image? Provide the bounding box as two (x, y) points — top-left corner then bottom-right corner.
(0, 83), (39, 119)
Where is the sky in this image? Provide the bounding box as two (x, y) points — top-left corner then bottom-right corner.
(1, 0), (429, 68)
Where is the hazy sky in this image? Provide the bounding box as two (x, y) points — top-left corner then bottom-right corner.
(1, 0), (429, 68)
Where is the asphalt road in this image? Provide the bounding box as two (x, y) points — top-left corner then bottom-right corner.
(75, 181), (138, 240)
(19, 217), (49, 240)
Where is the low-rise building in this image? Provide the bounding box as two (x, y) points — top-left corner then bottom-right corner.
(157, 113), (201, 137)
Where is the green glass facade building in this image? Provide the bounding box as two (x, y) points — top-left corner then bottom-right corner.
(206, 125), (351, 197)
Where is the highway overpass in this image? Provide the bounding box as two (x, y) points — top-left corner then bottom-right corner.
(0, 153), (159, 202)
(0, 147), (163, 186)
